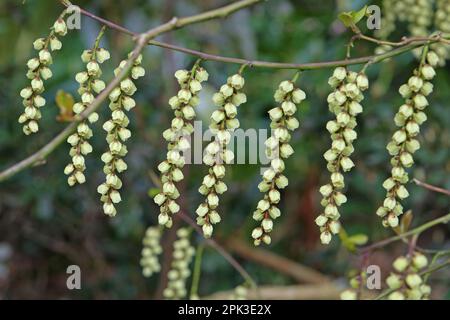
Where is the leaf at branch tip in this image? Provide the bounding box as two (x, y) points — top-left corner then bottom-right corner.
(352, 5), (368, 24)
(338, 6), (368, 28)
(340, 228), (368, 252)
(393, 210), (413, 235)
(55, 90), (75, 122)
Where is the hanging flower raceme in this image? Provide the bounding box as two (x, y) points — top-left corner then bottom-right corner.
(376, 50), (438, 228)
(154, 64), (209, 228)
(19, 12), (69, 135)
(97, 53), (145, 217)
(140, 226), (163, 278)
(251, 79), (305, 246)
(163, 228), (195, 300)
(196, 73), (247, 238)
(316, 67), (369, 245)
(385, 252), (430, 300)
(64, 34), (110, 186)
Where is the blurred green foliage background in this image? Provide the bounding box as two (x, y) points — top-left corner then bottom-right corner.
(0, 0), (448, 299)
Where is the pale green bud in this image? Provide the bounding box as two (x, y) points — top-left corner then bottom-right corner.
(195, 68), (209, 82)
(320, 231), (332, 244)
(96, 48), (110, 64)
(53, 18), (67, 35)
(268, 189), (280, 203)
(50, 37), (62, 51)
(268, 107), (283, 121)
(340, 157), (355, 171)
(261, 218), (273, 232)
(386, 274), (402, 289)
(406, 274), (422, 288)
(251, 227), (263, 239)
(333, 67), (347, 81)
(275, 175), (288, 189)
(33, 38), (46, 50)
(229, 74), (245, 89)
(408, 76), (423, 92)
(220, 84), (234, 97)
(131, 66), (145, 79)
(412, 253), (428, 269)
(224, 103), (237, 118)
(421, 65), (436, 80)
(281, 101), (296, 116)
(279, 80), (294, 93)
(315, 214), (328, 227)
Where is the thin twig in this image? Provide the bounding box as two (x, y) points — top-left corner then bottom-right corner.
(61, 1), (449, 70)
(178, 212), (258, 290)
(413, 178), (450, 196)
(0, 0), (263, 183)
(360, 213), (450, 253)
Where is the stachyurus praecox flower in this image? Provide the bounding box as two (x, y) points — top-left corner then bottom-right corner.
(251, 78), (306, 246)
(154, 63), (209, 228)
(97, 53), (145, 217)
(64, 30), (110, 186)
(196, 73), (247, 238)
(19, 11), (69, 135)
(316, 67), (369, 245)
(376, 49), (439, 228)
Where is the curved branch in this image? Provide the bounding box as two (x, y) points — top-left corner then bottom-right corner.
(62, 0), (448, 70)
(359, 213), (450, 253)
(0, 0), (263, 183)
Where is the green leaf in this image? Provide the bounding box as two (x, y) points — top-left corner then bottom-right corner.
(338, 12), (354, 27)
(351, 6), (368, 24)
(338, 6), (367, 28)
(348, 234), (369, 246)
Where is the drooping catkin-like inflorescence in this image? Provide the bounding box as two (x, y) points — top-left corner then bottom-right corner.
(316, 67), (369, 245)
(64, 29), (110, 186)
(431, 0), (450, 65)
(385, 252), (430, 300)
(376, 50), (439, 228)
(154, 64), (209, 228)
(19, 12), (69, 135)
(140, 226), (163, 278)
(251, 79), (306, 246)
(196, 73), (247, 238)
(163, 228), (195, 299)
(97, 53), (145, 217)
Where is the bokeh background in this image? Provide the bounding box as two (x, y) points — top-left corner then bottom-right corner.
(0, 0), (448, 299)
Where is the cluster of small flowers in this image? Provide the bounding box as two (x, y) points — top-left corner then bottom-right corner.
(19, 14), (68, 135)
(154, 66), (209, 228)
(376, 51), (439, 228)
(140, 226), (162, 278)
(229, 285), (248, 300)
(196, 73), (247, 238)
(386, 252), (431, 300)
(340, 270), (367, 300)
(431, 0), (450, 65)
(64, 46), (110, 186)
(163, 228), (195, 299)
(251, 80), (305, 246)
(316, 67), (369, 245)
(97, 53), (145, 217)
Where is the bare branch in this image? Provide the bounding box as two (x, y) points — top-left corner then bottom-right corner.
(413, 178), (450, 196)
